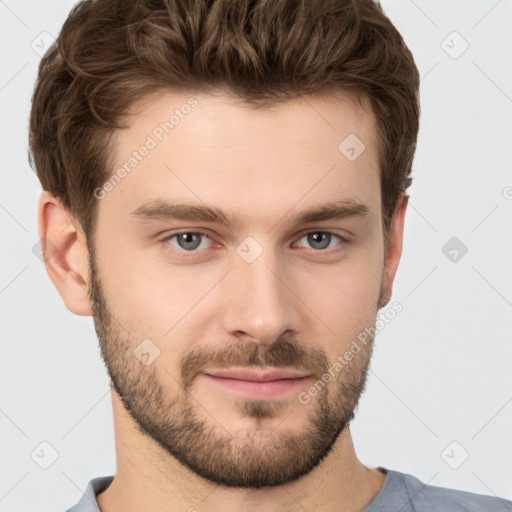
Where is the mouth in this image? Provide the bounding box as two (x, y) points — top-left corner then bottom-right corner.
(201, 368), (312, 400)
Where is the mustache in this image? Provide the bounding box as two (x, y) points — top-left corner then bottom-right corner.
(180, 336), (329, 391)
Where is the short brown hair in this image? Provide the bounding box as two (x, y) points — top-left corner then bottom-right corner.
(29, 0), (420, 243)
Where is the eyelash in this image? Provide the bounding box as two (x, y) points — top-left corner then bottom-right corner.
(159, 230), (348, 258)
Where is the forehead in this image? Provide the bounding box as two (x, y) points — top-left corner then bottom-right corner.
(99, 89), (381, 227)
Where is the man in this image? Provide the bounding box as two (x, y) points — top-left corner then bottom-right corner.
(29, 0), (511, 510)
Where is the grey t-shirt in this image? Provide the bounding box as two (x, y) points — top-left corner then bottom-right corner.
(65, 467), (512, 511)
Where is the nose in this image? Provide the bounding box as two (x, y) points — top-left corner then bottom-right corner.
(221, 245), (303, 347)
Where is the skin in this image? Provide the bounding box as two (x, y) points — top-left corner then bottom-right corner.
(38, 89), (407, 512)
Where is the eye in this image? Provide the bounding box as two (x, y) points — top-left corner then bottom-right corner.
(160, 230), (347, 256)
(162, 231), (213, 252)
(294, 231), (346, 251)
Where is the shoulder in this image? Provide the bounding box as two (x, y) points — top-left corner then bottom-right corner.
(396, 470), (511, 511)
(65, 475), (114, 512)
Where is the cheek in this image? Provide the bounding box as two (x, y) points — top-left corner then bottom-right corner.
(292, 253), (383, 334)
(94, 234), (178, 329)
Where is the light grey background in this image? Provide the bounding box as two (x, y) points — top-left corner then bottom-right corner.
(1, 1), (511, 510)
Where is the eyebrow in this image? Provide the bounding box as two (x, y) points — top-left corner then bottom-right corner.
(130, 198), (370, 230)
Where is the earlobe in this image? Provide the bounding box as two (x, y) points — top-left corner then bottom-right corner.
(379, 194), (408, 309)
(37, 191), (93, 316)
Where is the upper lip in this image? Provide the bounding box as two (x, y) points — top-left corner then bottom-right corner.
(204, 368), (311, 382)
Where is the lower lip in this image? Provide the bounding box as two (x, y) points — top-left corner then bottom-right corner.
(201, 374), (312, 400)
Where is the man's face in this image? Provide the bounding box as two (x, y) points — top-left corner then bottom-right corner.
(88, 90), (386, 488)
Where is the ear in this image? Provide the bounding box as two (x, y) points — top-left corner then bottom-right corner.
(37, 191), (92, 316)
(379, 194), (408, 308)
